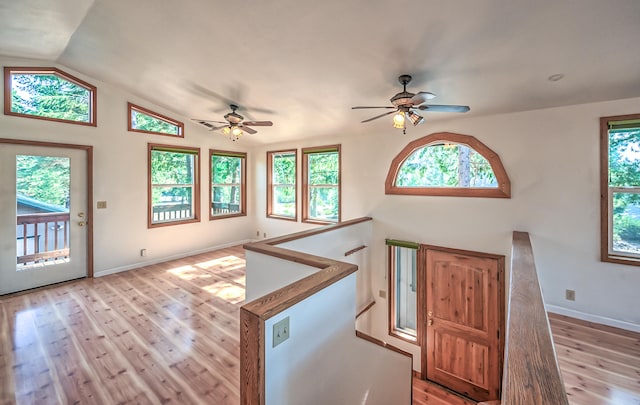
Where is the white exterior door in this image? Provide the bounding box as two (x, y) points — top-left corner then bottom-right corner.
(0, 143), (88, 295)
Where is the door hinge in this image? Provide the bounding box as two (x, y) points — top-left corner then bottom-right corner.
(497, 329), (500, 339)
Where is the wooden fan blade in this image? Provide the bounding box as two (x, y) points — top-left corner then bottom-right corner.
(191, 118), (228, 124)
(241, 125), (257, 134)
(242, 120), (273, 126)
(410, 91), (436, 105)
(417, 104), (470, 113)
(210, 125), (230, 131)
(352, 106), (396, 110)
(361, 109), (398, 123)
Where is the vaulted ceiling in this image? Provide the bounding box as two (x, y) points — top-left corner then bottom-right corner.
(1, 0), (640, 144)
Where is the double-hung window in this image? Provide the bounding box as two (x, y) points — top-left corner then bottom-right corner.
(601, 114), (640, 265)
(267, 150), (297, 220)
(148, 144), (200, 227)
(302, 145), (341, 223)
(387, 239), (418, 342)
(210, 150), (246, 219)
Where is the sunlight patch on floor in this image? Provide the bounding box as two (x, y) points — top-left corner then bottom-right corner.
(202, 281), (245, 304)
(195, 255), (243, 271)
(167, 265), (213, 280)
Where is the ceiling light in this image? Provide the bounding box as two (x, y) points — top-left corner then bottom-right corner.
(408, 111), (425, 126)
(393, 112), (405, 129)
(222, 126), (231, 135)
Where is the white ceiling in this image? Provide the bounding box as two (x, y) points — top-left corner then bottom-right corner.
(1, 0), (640, 144)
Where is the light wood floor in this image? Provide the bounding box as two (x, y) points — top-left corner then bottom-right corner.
(549, 313), (640, 405)
(0, 245), (246, 405)
(2, 246), (639, 405)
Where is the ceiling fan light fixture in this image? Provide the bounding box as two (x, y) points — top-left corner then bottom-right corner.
(408, 111), (424, 126)
(393, 112), (405, 128)
(222, 126), (231, 135)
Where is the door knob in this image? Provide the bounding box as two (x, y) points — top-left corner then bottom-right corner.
(78, 212), (85, 218)
(428, 319), (433, 326)
(78, 221), (86, 227)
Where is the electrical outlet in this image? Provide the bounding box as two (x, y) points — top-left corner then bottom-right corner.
(256, 230), (260, 237)
(379, 290), (386, 299)
(565, 289), (575, 301)
(263, 232), (267, 238)
(273, 316), (290, 347)
(140, 249), (147, 257)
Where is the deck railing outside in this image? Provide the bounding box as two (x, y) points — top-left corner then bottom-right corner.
(16, 212), (70, 265)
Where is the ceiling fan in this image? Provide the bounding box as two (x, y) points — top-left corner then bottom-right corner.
(352, 74), (470, 133)
(192, 104), (273, 141)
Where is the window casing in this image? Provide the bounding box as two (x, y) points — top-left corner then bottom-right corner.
(210, 150), (247, 220)
(387, 239), (418, 343)
(600, 114), (640, 265)
(267, 150), (297, 220)
(4, 67), (97, 126)
(302, 145), (341, 224)
(148, 144), (200, 227)
(386, 132), (510, 198)
(128, 102), (184, 137)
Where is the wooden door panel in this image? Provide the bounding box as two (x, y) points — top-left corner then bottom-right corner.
(423, 247), (503, 402)
(432, 258), (486, 331)
(434, 330), (489, 390)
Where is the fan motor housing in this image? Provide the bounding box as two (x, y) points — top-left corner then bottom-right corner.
(391, 91), (415, 106)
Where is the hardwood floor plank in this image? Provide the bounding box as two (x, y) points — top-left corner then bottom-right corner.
(550, 313), (640, 405)
(0, 302), (16, 404)
(3, 247), (638, 405)
(67, 282), (202, 404)
(0, 247), (245, 405)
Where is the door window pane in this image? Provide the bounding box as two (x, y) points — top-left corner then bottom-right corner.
(16, 155), (70, 268)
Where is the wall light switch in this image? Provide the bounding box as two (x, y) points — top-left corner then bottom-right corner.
(97, 201), (107, 209)
(273, 316), (290, 348)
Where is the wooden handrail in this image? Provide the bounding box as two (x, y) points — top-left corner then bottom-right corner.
(501, 232), (568, 404)
(240, 217), (373, 405)
(344, 244), (367, 257)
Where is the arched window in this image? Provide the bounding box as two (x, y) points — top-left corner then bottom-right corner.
(385, 132), (510, 198)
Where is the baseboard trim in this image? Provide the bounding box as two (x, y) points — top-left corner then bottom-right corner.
(94, 239), (254, 278)
(545, 304), (640, 333)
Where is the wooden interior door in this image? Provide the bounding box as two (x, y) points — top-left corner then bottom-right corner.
(422, 246), (504, 402)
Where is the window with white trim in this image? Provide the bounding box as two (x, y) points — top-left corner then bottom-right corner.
(267, 150), (297, 220)
(148, 144), (200, 227)
(210, 150), (246, 219)
(601, 114), (640, 265)
(302, 145), (341, 224)
(387, 239), (418, 343)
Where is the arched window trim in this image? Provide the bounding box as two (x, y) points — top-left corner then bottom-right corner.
(385, 132), (511, 198)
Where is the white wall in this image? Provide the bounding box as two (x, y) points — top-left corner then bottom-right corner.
(278, 220), (374, 310)
(264, 273), (411, 405)
(0, 56), (255, 275)
(244, 250), (318, 302)
(252, 96), (640, 359)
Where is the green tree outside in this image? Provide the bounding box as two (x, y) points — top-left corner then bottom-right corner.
(11, 73), (91, 122)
